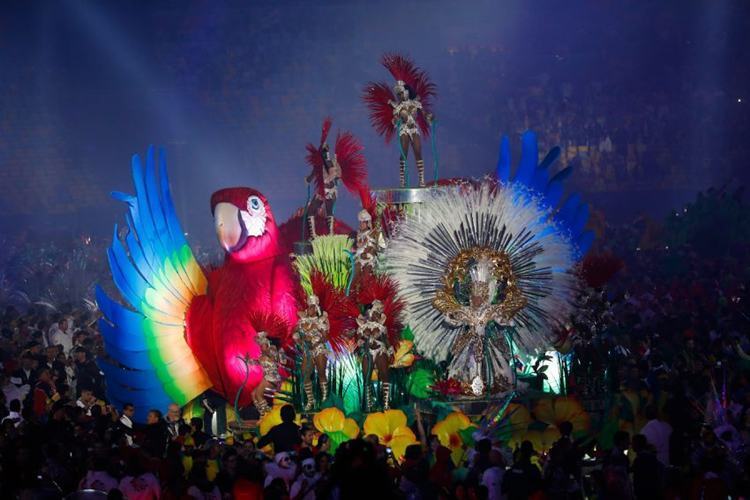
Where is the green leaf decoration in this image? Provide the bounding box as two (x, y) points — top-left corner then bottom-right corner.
(401, 325), (414, 341)
(294, 234), (353, 294)
(458, 425), (478, 447)
(407, 368), (435, 399)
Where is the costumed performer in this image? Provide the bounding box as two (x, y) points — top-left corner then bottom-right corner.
(294, 295), (331, 411)
(363, 54), (436, 188)
(304, 117), (368, 238)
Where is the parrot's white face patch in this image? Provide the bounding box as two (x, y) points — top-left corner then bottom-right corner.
(241, 196), (267, 237)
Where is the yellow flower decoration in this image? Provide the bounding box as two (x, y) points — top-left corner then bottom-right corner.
(391, 340), (415, 368)
(431, 411), (473, 465)
(532, 397), (590, 435)
(522, 425), (562, 453)
(363, 409), (418, 461)
(313, 407), (360, 452)
(494, 403), (533, 448)
(272, 380), (295, 407)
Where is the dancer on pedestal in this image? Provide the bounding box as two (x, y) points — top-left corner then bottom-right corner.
(304, 117), (368, 239)
(363, 54), (436, 187)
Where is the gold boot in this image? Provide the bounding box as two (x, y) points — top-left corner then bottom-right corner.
(320, 380), (329, 402)
(364, 384), (374, 412)
(327, 216), (335, 235)
(304, 381), (315, 411)
(255, 397), (270, 417)
(399, 159), (406, 188)
(382, 382), (391, 410)
(416, 160), (425, 187)
(307, 216), (317, 239)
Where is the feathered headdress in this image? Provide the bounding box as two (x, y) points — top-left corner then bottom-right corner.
(363, 53), (436, 143)
(383, 181), (578, 367)
(247, 311), (292, 349)
(305, 117), (368, 199)
(353, 273), (405, 349)
(297, 270), (359, 353)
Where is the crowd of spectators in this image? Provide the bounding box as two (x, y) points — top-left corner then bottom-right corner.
(0, 187), (748, 498)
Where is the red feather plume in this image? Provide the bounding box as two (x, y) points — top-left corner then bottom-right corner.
(381, 53), (436, 113)
(358, 187), (378, 225)
(246, 311), (293, 350)
(363, 82), (397, 143)
(297, 271), (359, 353)
(353, 273), (405, 348)
(335, 131), (368, 194)
(319, 116), (332, 146)
(305, 117), (368, 197)
(363, 54), (436, 143)
(304, 119), (329, 199)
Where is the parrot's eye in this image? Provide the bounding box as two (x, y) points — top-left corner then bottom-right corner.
(247, 196), (262, 212)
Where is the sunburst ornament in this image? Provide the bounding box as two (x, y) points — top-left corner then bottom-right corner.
(383, 180), (579, 394)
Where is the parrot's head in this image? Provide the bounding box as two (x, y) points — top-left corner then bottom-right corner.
(211, 187), (280, 263)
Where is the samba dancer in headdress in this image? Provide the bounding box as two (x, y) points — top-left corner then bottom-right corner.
(351, 275), (405, 410)
(246, 313), (291, 416)
(294, 294), (331, 410)
(363, 54), (436, 188)
(304, 118), (368, 238)
(251, 332), (287, 416)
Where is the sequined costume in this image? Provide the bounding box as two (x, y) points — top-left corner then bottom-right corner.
(355, 300), (395, 409)
(432, 254), (527, 395)
(254, 333), (286, 385)
(356, 306), (394, 360)
(363, 54), (436, 188)
(252, 330), (289, 416)
(304, 118), (368, 238)
(355, 209), (382, 276)
(295, 309), (330, 359)
(390, 89), (423, 138)
(294, 294), (332, 410)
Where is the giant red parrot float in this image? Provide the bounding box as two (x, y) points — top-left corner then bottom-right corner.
(96, 147), (297, 421)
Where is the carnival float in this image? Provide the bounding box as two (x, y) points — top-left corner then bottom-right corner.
(96, 54), (618, 460)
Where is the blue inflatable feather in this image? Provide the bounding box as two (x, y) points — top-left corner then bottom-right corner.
(495, 131), (593, 259)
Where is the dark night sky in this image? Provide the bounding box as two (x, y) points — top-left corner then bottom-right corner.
(1, 0), (748, 248)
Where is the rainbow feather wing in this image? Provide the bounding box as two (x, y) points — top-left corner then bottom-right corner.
(97, 146), (211, 421)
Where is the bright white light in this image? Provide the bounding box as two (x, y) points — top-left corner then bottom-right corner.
(739, 98), (743, 103)
(541, 350), (565, 394)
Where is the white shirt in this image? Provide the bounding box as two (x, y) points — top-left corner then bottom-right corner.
(482, 466), (506, 499)
(77, 398), (94, 416)
(290, 473), (321, 500)
(3, 381), (29, 407)
(1, 410), (22, 428)
(49, 324), (74, 354)
(120, 414), (135, 446)
(641, 418), (672, 465)
(264, 462), (297, 488)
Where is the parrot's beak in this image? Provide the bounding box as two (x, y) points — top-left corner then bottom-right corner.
(214, 202), (246, 252)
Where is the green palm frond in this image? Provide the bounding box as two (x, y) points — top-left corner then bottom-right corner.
(294, 235), (354, 293)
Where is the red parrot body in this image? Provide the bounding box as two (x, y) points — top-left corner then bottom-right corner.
(185, 187), (298, 406)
